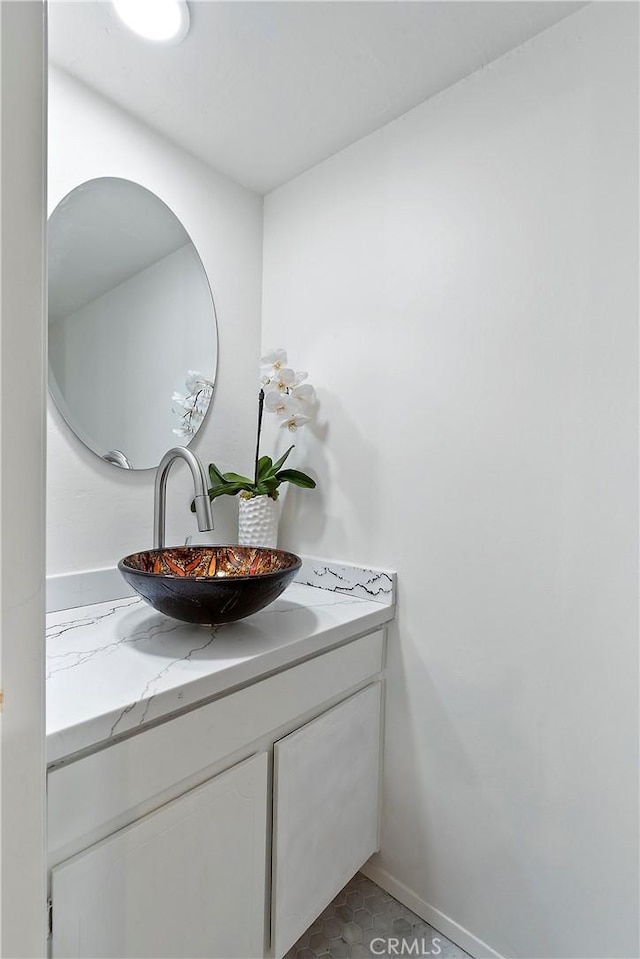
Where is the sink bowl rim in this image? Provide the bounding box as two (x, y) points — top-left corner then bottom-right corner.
(118, 544), (302, 582)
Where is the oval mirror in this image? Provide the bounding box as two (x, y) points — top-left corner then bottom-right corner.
(48, 177), (217, 470)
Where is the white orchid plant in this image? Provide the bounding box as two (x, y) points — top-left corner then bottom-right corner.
(172, 370), (214, 438)
(194, 349), (316, 509)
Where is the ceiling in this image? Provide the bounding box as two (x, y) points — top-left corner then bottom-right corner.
(48, 1), (588, 195)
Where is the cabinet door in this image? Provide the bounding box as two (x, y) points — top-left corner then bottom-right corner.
(51, 752), (268, 959)
(271, 683), (382, 958)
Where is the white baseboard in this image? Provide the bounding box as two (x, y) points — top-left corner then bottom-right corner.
(361, 860), (504, 959)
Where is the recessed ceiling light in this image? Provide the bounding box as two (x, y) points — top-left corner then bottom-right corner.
(112, 0), (190, 45)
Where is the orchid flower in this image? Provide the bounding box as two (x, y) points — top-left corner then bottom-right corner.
(270, 367), (297, 393)
(260, 349), (288, 386)
(264, 390), (293, 417)
(194, 350), (318, 509)
(272, 368), (308, 392)
(290, 383), (315, 408)
(259, 349), (316, 431)
(279, 412), (311, 432)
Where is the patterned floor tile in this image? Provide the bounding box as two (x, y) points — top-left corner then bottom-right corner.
(285, 873), (471, 959)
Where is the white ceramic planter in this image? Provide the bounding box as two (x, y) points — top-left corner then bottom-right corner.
(238, 495), (279, 548)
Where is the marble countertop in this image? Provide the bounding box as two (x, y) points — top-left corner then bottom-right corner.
(46, 577), (394, 767)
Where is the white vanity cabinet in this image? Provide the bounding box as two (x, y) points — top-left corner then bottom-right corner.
(51, 753), (269, 959)
(47, 629), (386, 959)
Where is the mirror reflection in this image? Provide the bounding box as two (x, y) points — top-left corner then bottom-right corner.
(48, 176), (217, 470)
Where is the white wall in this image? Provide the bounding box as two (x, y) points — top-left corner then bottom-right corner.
(262, 5), (639, 958)
(0, 2), (46, 954)
(48, 67), (263, 573)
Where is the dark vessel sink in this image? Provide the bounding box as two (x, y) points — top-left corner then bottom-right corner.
(118, 545), (301, 625)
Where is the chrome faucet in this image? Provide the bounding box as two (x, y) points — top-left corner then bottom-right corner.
(153, 447), (213, 549)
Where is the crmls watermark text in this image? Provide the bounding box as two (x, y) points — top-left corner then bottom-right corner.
(370, 936), (443, 956)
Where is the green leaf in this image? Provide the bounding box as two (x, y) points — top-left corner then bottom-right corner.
(191, 482), (252, 510)
(270, 445), (295, 474)
(276, 469), (316, 489)
(262, 477), (280, 495)
(223, 471), (254, 486)
(209, 483), (247, 499)
(257, 455), (273, 480)
(208, 462), (226, 486)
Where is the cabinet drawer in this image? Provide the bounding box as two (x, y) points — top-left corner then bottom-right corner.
(49, 630), (384, 859)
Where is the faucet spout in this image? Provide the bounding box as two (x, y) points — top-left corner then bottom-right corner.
(153, 447), (213, 549)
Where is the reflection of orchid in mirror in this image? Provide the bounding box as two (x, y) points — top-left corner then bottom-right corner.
(172, 370), (214, 438)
